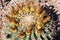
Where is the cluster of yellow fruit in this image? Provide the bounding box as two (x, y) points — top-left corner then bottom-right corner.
(5, 0), (51, 39)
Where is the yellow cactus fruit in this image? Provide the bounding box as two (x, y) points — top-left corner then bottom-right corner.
(39, 11), (46, 18)
(24, 1), (31, 13)
(18, 33), (25, 38)
(12, 14), (18, 18)
(36, 4), (41, 13)
(30, 1), (34, 12)
(18, 4), (23, 14)
(28, 24), (35, 31)
(10, 22), (14, 26)
(13, 20), (19, 27)
(39, 17), (43, 21)
(39, 14), (43, 17)
(37, 25), (42, 29)
(36, 20), (43, 29)
(35, 29), (41, 35)
(36, 20), (40, 25)
(35, 12), (40, 17)
(25, 6), (30, 13)
(43, 16), (51, 23)
(18, 8), (23, 14)
(10, 27), (17, 32)
(15, 23), (19, 27)
(30, 6), (34, 12)
(10, 20), (17, 26)
(18, 9), (23, 14)
(10, 6), (18, 18)
(25, 29), (31, 35)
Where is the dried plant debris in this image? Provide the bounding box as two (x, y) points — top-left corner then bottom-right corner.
(1, 0), (59, 40)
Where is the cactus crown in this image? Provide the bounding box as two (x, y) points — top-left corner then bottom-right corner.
(3, 0), (57, 40)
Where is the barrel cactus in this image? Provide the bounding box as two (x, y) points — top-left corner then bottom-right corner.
(2, 0), (58, 40)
